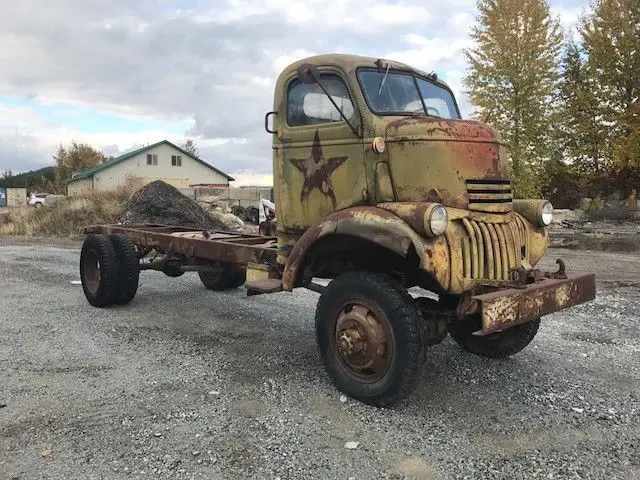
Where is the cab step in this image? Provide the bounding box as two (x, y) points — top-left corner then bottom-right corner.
(245, 279), (283, 296)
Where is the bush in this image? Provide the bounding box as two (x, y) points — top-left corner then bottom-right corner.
(0, 179), (144, 238)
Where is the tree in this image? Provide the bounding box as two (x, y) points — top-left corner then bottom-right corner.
(554, 40), (609, 177)
(53, 141), (105, 194)
(182, 138), (199, 157)
(463, 0), (564, 197)
(580, 0), (640, 172)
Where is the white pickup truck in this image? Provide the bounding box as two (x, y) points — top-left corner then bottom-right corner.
(28, 192), (47, 208)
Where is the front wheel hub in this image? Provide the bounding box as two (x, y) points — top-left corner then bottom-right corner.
(337, 329), (364, 357)
(334, 301), (392, 382)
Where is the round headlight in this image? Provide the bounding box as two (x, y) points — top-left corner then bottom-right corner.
(426, 204), (448, 237)
(541, 201), (553, 226)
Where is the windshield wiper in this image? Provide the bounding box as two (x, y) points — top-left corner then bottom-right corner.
(377, 64), (390, 95)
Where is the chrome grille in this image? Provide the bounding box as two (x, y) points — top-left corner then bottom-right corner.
(466, 179), (513, 213)
(460, 216), (529, 281)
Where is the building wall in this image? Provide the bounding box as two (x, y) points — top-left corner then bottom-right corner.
(6, 187), (27, 206)
(67, 178), (93, 196)
(67, 143), (229, 195)
(94, 144), (228, 189)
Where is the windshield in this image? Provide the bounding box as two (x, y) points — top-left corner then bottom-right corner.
(357, 68), (460, 119)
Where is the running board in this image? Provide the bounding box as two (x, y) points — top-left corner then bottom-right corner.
(245, 279), (283, 296)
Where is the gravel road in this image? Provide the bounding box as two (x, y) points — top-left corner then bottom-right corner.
(1, 238), (638, 480)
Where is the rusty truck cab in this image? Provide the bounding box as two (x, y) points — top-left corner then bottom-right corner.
(270, 55), (545, 289)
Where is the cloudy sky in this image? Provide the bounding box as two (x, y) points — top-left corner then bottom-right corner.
(0, 0), (587, 185)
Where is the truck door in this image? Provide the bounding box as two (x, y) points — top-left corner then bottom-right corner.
(273, 68), (367, 232)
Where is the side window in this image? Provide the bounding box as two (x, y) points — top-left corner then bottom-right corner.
(146, 154), (158, 165)
(287, 74), (354, 127)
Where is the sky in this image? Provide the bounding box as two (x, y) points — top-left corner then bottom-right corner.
(0, 0), (588, 185)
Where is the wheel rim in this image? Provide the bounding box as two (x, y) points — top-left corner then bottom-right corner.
(331, 299), (393, 383)
(83, 250), (100, 294)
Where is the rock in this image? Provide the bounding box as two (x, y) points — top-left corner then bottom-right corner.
(340, 395), (348, 404)
(344, 441), (360, 450)
(571, 407), (584, 414)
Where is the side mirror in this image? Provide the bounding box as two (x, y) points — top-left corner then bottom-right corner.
(297, 63), (320, 84)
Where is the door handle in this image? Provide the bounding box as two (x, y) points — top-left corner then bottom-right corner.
(265, 111), (277, 134)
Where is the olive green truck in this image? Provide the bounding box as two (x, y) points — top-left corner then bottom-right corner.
(79, 54), (596, 407)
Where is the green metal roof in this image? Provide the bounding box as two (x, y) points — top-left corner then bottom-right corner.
(69, 140), (234, 182)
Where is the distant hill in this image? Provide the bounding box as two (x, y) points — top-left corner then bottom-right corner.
(0, 166), (55, 192)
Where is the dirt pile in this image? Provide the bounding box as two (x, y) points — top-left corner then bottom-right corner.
(118, 180), (233, 231)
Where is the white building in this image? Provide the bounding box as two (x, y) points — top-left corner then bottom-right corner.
(67, 140), (234, 195)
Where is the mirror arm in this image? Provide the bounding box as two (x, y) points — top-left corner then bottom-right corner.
(315, 81), (362, 138)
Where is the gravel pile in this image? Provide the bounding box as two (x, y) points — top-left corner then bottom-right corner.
(118, 180), (229, 231)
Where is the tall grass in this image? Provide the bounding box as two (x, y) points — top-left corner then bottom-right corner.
(0, 179), (145, 238)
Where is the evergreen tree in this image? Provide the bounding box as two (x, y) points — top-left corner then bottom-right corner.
(182, 138), (199, 157)
(464, 0), (563, 197)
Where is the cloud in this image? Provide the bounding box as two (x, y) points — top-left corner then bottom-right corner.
(0, 0), (581, 180)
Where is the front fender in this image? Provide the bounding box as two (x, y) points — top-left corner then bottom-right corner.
(281, 206), (450, 291)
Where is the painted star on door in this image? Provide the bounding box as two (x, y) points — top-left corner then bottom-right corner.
(289, 129), (348, 207)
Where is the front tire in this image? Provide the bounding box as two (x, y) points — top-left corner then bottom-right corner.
(315, 271), (426, 407)
(450, 316), (541, 358)
(79, 234), (119, 307)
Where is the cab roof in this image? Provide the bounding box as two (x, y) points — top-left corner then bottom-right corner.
(278, 53), (453, 90)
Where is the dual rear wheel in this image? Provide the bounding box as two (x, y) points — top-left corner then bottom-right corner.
(79, 233), (246, 307)
(80, 233), (139, 307)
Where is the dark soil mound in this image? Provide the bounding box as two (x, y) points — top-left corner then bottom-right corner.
(118, 180), (229, 230)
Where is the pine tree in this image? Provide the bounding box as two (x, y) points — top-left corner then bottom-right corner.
(182, 138), (199, 157)
(464, 0), (563, 197)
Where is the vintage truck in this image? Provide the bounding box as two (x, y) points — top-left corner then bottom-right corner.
(79, 54), (596, 407)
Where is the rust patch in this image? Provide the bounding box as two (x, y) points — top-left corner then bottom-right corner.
(472, 272), (596, 335)
(289, 129), (348, 207)
(281, 206), (435, 291)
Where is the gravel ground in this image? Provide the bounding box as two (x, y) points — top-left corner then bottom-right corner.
(0, 238), (638, 480)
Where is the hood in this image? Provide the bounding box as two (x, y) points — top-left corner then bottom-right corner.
(383, 117), (514, 213)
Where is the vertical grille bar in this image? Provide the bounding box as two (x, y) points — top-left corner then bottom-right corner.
(478, 222), (495, 279)
(462, 218), (478, 278)
(458, 216), (529, 281)
(461, 236), (471, 278)
(494, 224), (509, 279)
(470, 220), (485, 278)
(486, 224), (502, 280)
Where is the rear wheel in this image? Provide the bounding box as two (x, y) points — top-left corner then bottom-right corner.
(450, 316), (541, 358)
(315, 271), (426, 407)
(108, 234), (140, 305)
(198, 262), (246, 290)
(79, 234), (119, 307)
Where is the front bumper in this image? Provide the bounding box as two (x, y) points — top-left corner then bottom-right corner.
(470, 271), (596, 336)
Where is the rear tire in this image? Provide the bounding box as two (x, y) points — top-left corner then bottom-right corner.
(198, 263), (246, 290)
(315, 271), (426, 407)
(450, 316), (541, 358)
(79, 234), (119, 307)
(108, 234), (140, 305)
